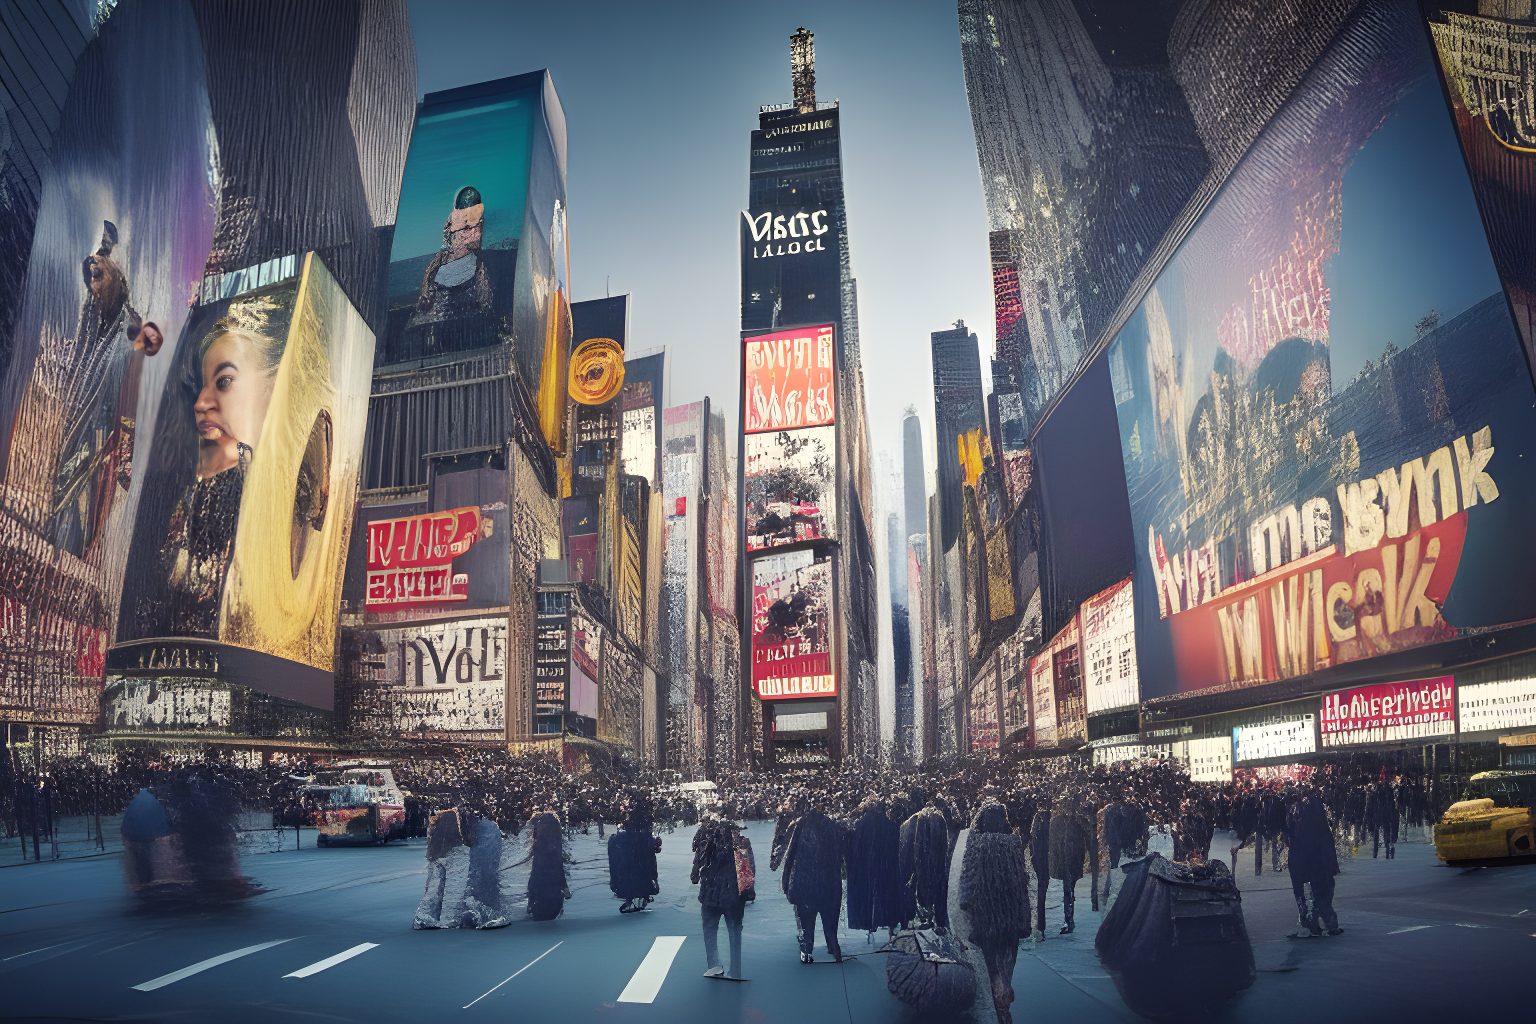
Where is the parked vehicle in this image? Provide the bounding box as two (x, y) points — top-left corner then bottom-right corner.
(1434, 770), (1536, 865)
(298, 761), (408, 847)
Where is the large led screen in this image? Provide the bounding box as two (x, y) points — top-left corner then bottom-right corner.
(744, 426), (836, 550)
(743, 324), (835, 433)
(751, 548), (834, 700)
(1107, 7), (1536, 697)
(116, 254), (373, 689)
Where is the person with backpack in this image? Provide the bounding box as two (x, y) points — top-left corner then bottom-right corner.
(692, 811), (755, 979)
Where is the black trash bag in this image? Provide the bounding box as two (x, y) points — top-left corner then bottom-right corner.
(1096, 854), (1255, 1021)
(884, 927), (977, 1016)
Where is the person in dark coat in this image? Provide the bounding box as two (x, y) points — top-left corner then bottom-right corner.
(1263, 790), (1289, 872)
(1174, 798), (1212, 866)
(1029, 796), (1052, 941)
(1098, 790), (1144, 905)
(781, 792), (845, 962)
(1285, 790), (1341, 937)
(608, 796), (661, 913)
(1228, 790), (1261, 876)
(1049, 793), (1087, 934)
(526, 809), (569, 921)
(692, 813), (754, 979)
(1079, 789), (1102, 911)
(957, 802), (1031, 1024)
(1369, 781), (1398, 860)
(846, 794), (903, 936)
(899, 799), (951, 928)
(770, 790), (807, 875)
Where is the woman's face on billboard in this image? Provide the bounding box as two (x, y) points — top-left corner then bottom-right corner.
(194, 331), (276, 478)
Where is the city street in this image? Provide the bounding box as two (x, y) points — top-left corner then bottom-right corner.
(1, 821), (1533, 1023)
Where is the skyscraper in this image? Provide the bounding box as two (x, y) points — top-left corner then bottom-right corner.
(740, 28), (880, 765)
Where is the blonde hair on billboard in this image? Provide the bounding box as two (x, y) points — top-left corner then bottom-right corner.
(219, 257), (357, 669)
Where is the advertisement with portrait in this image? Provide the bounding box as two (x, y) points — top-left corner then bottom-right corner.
(381, 71), (569, 454)
(341, 616), (505, 738)
(113, 254), (374, 708)
(1320, 676), (1455, 748)
(744, 426), (836, 550)
(1107, 9), (1536, 699)
(0, 4), (219, 724)
(743, 324), (836, 435)
(1081, 577), (1138, 714)
(751, 548), (834, 700)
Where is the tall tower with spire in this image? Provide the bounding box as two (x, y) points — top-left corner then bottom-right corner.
(739, 29), (880, 765)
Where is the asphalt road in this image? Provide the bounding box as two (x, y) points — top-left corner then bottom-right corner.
(1, 820), (1533, 1023)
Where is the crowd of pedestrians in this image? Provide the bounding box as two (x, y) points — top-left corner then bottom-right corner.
(4, 740), (1447, 1002)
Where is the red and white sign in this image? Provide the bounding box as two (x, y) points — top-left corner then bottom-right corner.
(743, 324), (835, 433)
(366, 506), (484, 607)
(1320, 676), (1455, 748)
(366, 565), (469, 606)
(367, 506), (485, 570)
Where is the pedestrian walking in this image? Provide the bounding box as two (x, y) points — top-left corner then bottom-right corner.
(1285, 790), (1342, 938)
(1049, 792), (1086, 935)
(608, 795), (661, 913)
(898, 798), (951, 928)
(956, 801), (1030, 1024)
(846, 794), (903, 938)
(692, 812), (754, 979)
(780, 792), (845, 963)
(1098, 789), (1144, 905)
(526, 808), (569, 921)
(1368, 780), (1398, 860)
(1029, 795), (1051, 941)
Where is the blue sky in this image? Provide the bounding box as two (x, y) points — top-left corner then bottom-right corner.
(408, 0), (994, 500)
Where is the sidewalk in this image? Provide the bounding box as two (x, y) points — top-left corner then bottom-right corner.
(0, 811), (319, 866)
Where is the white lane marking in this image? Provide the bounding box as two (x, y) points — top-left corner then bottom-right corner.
(284, 943), (379, 978)
(617, 936), (687, 1004)
(463, 941), (562, 1009)
(1387, 925), (1435, 934)
(4, 941), (73, 961)
(131, 938), (294, 991)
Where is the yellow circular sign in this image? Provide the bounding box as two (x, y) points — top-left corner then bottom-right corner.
(568, 337), (625, 405)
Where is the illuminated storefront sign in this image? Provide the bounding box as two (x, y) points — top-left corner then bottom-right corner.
(1320, 676), (1455, 747)
(1459, 676), (1536, 735)
(1233, 716), (1316, 763)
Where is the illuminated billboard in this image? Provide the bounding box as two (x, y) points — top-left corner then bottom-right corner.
(114, 254), (374, 706)
(743, 324), (835, 433)
(1108, 11), (1536, 698)
(751, 548), (834, 700)
(382, 71), (570, 453)
(744, 426), (836, 550)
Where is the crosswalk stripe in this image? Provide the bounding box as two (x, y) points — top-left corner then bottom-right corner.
(617, 936), (687, 1004)
(284, 943), (379, 978)
(131, 939), (294, 991)
(463, 941), (562, 1009)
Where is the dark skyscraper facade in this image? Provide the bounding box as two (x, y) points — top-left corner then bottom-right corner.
(740, 29), (880, 764)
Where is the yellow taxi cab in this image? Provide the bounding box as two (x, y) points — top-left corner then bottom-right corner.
(1433, 770), (1536, 865)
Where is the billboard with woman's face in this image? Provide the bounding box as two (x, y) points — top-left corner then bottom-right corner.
(114, 254), (374, 702)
